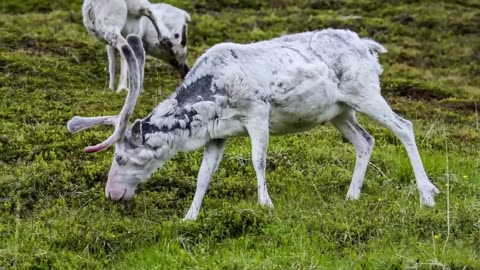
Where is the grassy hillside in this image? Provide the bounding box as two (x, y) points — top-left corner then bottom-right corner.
(1, 0), (479, 269)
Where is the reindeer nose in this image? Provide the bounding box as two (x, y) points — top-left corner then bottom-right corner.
(159, 38), (173, 49)
(106, 189), (127, 201)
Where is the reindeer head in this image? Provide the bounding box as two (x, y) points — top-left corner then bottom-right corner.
(159, 24), (189, 78)
(67, 111), (166, 201)
(67, 37), (162, 201)
(104, 124), (161, 201)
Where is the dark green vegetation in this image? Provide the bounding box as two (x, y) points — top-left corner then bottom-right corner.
(1, 0), (479, 269)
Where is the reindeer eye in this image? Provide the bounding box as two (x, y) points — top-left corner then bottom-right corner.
(115, 154), (125, 165)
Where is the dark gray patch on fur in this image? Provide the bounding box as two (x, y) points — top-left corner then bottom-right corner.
(333, 61), (345, 81)
(121, 45), (134, 59)
(140, 110), (196, 143)
(230, 50), (238, 59)
(127, 35), (145, 66)
(175, 75), (214, 106)
(140, 115), (162, 142)
(181, 24), (187, 47)
(114, 153), (128, 165)
(353, 123), (373, 144)
(177, 108), (198, 120)
(87, 6), (95, 27)
(212, 83), (228, 96)
(138, 76), (227, 144)
(122, 133), (140, 149)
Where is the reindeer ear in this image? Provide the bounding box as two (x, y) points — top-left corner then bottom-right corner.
(130, 119), (143, 146)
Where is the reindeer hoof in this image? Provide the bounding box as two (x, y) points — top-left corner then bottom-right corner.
(346, 187), (361, 200)
(182, 212), (198, 221)
(259, 197), (274, 208)
(419, 182), (440, 207)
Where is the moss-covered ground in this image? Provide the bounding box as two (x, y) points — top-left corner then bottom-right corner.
(1, 0), (479, 269)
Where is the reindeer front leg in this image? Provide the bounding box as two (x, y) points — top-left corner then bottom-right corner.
(184, 139), (227, 221)
(245, 112), (274, 208)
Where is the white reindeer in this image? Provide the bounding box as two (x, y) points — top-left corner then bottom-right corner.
(111, 3), (191, 91)
(67, 29), (440, 221)
(82, 0), (171, 91)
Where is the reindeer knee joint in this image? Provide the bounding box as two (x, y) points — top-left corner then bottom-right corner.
(394, 114), (413, 129)
(105, 33), (120, 47)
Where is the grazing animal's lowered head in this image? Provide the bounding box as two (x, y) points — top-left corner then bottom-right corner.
(147, 3), (191, 78)
(68, 29), (439, 220)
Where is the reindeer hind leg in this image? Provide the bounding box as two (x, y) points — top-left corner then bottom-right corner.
(346, 93), (439, 206)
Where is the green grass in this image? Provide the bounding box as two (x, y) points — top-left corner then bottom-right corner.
(1, 0), (479, 269)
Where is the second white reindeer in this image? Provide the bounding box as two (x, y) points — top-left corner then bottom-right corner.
(67, 29), (440, 221)
(82, 0), (178, 91)
(111, 3), (191, 91)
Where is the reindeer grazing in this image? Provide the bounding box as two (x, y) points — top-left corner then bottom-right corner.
(82, 0), (172, 91)
(67, 29), (440, 221)
(110, 3), (191, 91)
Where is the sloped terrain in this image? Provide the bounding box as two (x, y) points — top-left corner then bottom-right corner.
(0, 0), (479, 269)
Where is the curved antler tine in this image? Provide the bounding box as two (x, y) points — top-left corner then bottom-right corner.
(67, 116), (117, 133)
(77, 36), (143, 154)
(113, 36), (143, 138)
(84, 133), (119, 153)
